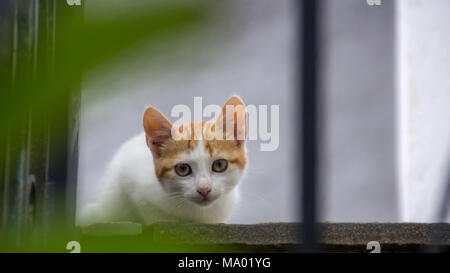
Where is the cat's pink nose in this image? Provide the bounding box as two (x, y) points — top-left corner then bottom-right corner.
(197, 186), (211, 198)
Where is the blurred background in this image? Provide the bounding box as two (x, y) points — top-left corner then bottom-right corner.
(78, 0), (400, 224)
(0, 1), (449, 250)
(78, 0), (298, 224)
(78, 0), (450, 224)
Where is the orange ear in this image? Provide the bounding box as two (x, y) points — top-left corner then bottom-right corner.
(143, 106), (173, 157)
(216, 95), (247, 147)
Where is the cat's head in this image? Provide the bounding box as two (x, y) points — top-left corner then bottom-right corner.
(143, 96), (247, 206)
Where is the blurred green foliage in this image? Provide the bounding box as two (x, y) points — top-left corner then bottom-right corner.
(0, 0), (210, 133)
(0, 0), (242, 253)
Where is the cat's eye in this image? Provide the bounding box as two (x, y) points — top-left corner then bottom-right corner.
(212, 159), (228, 173)
(174, 163), (192, 177)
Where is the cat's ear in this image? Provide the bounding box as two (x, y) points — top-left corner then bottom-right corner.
(216, 95), (247, 147)
(143, 106), (173, 157)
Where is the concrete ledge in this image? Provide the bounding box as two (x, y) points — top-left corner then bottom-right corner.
(149, 223), (298, 245)
(81, 222), (450, 252)
(82, 221), (142, 236)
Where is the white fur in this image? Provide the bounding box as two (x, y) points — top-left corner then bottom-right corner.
(78, 132), (245, 226)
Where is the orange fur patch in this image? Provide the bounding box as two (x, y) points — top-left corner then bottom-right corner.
(153, 121), (247, 181)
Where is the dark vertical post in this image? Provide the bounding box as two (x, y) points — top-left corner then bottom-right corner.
(426, 161), (450, 252)
(300, 0), (320, 252)
(0, 0), (14, 231)
(45, 0), (82, 235)
(28, 0), (56, 243)
(0, 0), (82, 248)
(1, 0), (36, 246)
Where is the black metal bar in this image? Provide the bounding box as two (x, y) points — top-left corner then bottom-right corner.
(1, 0), (37, 246)
(0, 0), (15, 230)
(300, 0), (320, 252)
(425, 157), (450, 252)
(0, 0), (82, 248)
(44, 0), (82, 234)
(439, 168), (450, 225)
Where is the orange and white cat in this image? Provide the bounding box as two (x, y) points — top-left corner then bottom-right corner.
(79, 96), (247, 225)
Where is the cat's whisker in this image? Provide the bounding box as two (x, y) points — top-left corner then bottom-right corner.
(174, 199), (187, 209)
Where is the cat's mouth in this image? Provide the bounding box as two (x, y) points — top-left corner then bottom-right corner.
(198, 199), (213, 206)
(192, 196), (217, 207)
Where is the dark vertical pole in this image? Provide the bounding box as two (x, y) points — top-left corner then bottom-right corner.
(0, 0), (15, 231)
(300, 0), (319, 252)
(2, 0), (36, 246)
(0, 0), (81, 249)
(425, 160), (450, 252)
(45, 0), (82, 235)
(27, 0), (56, 244)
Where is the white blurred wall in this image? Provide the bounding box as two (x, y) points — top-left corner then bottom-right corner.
(397, 0), (450, 221)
